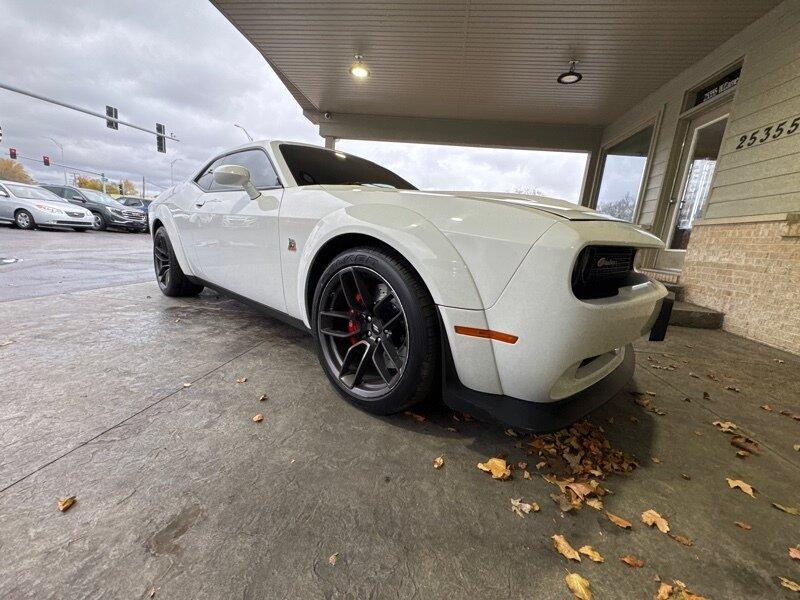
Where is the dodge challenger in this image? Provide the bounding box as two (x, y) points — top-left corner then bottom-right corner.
(149, 141), (671, 431)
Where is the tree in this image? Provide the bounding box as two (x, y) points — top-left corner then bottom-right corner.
(0, 158), (34, 183)
(120, 179), (139, 196)
(513, 185), (543, 196)
(598, 191), (635, 221)
(75, 176), (104, 191)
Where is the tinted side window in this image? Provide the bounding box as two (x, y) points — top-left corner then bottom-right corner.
(209, 149), (280, 192)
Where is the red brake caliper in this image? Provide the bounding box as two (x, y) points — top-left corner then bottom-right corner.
(348, 293), (364, 345)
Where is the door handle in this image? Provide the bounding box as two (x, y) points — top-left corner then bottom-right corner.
(195, 198), (221, 208)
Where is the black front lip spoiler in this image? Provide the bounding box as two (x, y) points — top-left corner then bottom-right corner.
(441, 340), (635, 433)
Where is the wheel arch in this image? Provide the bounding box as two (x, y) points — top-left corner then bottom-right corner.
(298, 204), (484, 326)
(149, 205), (197, 278)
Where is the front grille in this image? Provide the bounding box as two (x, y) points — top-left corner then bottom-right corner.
(56, 220), (91, 226)
(65, 211), (85, 218)
(123, 211), (145, 220)
(572, 246), (639, 300)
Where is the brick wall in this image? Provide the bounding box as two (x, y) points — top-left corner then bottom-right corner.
(681, 219), (800, 355)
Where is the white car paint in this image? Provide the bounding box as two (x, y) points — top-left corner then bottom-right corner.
(0, 180), (94, 229)
(151, 140), (667, 407)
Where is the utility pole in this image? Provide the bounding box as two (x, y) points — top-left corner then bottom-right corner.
(142, 175), (146, 199)
(47, 137), (67, 184)
(169, 158), (181, 185)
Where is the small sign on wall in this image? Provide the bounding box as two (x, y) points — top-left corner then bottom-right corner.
(693, 68), (741, 108)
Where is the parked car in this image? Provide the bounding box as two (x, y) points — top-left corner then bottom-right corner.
(40, 184), (147, 232)
(117, 196), (152, 210)
(0, 180), (94, 231)
(150, 141), (672, 431)
(117, 196), (152, 230)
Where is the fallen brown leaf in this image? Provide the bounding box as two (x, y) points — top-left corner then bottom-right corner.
(669, 534), (693, 547)
(259, 394), (268, 402)
(760, 404), (772, 412)
(726, 478), (756, 497)
(713, 420), (738, 433)
(504, 428), (518, 437)
(780, 577), (800, 592)
(565, 572), (592, 600)
(432, 456), (444, 469)
(725, 385), (741, 393)
(794, 444), (800, 452)
(606, 511), (633, 529)
(789, 546), (800, 561)
(57, 496), (76, 512)
(579, 545), (604, 563)
(772, 503), (800, 516)
(147, 585), (156, 598)
(236, 377), (247, 384)
(328, 552), (339, 566)
(651, 457), (661, 464)
(731, 435), (760, 455)
(252, 413), (263, 423)
(681, 473), (691, 481)
(535, 460), (547, 470)
(642, 509), (670, 533)
(735, 521), (752, 530)
(404, 411), (426, 423)
(511, 498), (539, 517)
(552, 534), (581, 562)
(551, 492), (576, 512)
(621, 554), (644, 568)
(477, 458), (511, 480)
(523, 470), (532, 480)
(655, 582), (673, 600)
(586, 497), (604, 511)
(182, 382), (192, 388)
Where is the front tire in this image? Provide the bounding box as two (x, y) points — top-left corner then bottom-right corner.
(14, 210), (36, 230)
(153, 226), (204, 297)
(91, 212), (106, 231)
(311, 247), (438, 415)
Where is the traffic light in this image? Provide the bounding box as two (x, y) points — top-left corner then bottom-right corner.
(106, 105), (119, 130)
(118, 183), (124, 195)
(156, 123), (166, 153)
(43, 155), (50, 166)
(9, 148), (17, 159)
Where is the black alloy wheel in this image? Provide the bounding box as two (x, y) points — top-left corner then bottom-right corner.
(152, 226), (204, 297)
(312, 248), (438, 415)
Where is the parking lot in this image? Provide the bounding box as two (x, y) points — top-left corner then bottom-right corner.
(1, 228), (798, 599)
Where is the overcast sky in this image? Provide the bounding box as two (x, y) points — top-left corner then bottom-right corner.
(0, 0), (587, 200)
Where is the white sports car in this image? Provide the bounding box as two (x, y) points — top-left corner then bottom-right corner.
(150, 141), (671, 430)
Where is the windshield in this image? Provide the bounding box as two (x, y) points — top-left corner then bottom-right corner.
(279, 144), (416, 190)
(6, 184), (67, 202)
(80, 188), (124, 207)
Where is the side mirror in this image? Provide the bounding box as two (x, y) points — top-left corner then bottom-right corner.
(213, 164), (260, 200)
(71, 194), (85, 202)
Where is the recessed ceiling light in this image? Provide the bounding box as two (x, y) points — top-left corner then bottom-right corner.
(557, 60), (582, 85)
(349, 55), (369, 79)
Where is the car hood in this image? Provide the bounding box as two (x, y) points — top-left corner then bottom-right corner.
(321, 186), (618, 223)
(431, 190), (619, 221)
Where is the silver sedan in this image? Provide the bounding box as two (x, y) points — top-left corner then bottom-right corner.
(0, 180), (94, 231)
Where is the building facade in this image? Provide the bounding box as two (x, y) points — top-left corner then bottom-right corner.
(591, 0), (800, 353)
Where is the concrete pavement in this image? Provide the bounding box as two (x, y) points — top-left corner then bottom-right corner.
(0, 229), (798, 599)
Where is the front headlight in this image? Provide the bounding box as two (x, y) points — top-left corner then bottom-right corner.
(35, 204), (63, 214)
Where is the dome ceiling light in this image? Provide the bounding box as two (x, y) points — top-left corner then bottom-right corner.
(557, 60), (582, 85)
(349, 55), (370, 79)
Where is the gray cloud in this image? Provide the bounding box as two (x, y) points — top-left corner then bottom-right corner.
(1, 0), (587, 200)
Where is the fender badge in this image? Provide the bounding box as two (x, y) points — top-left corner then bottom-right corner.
(287, 238), (297, 252)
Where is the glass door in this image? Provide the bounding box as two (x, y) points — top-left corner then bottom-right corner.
(655, 103), (729, 271)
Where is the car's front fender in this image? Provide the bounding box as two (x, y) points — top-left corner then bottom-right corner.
(294, 203), (485, 327)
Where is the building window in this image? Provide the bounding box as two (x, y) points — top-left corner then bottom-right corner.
(594, 125), (654, 221)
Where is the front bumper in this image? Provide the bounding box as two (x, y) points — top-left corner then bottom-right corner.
(107, 214), (147, 230)
(33, 208), (94, 228)
(438, 219), (669, 430)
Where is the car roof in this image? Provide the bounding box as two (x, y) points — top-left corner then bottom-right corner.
(0, 180), (40, 187)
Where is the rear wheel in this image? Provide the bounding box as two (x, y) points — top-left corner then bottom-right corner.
(312, 247), (438, 415)
(14, 210), (36, 230)
(153, 226), (204, 297)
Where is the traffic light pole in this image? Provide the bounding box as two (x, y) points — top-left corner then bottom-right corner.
(11, 151), (103, 178)
(0, 81), (179, 142)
